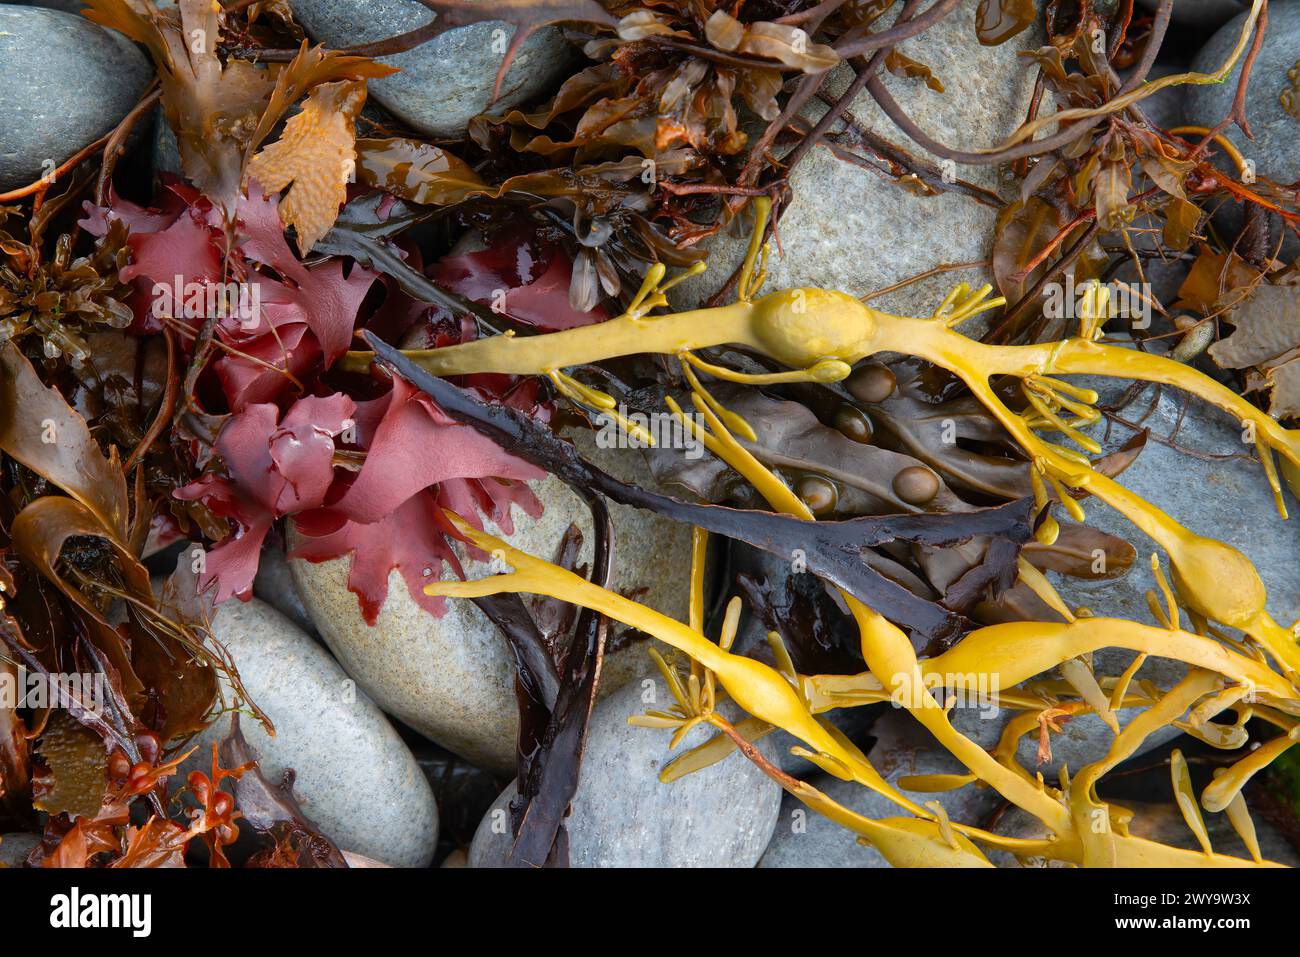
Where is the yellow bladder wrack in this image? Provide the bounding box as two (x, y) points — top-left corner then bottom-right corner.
(384, 197), (1300, 866)
(349, 196), (1300, 677)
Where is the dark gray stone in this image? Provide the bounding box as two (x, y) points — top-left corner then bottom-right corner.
(0, 5), (152, 189)
(287, 0), (572, 138)
(8, 0), (89, 13)
(252, 540), (315, 634)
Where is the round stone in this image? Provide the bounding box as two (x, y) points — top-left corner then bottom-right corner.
(1184, 2), (1300, 258)
(760, 709), (1003, 867)
(469, 673), (782, 867)
(289, 431), (694, 774)
(286, 0), (573, 138)
(0, 5), (152, 190)
(181, 597), (439, 867)
(1126, 63), (1186, 133)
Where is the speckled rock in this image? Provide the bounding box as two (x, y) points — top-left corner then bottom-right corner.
(672, 0), (1042, 318)
(993, 800), (1300, 866)
(1184, 2), (1300, 259)
(1138, 0), (1250, 28)
(286, 0), (572, 138)
(0, 5), (153, 190)
(181, 597), (438, 867)
(290, 431), (694, 774)
(0, 832), (38, 868)
(469, 674), (781, 867)
(760, 709), (1003, 867)
(252, 540), (314, 634)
